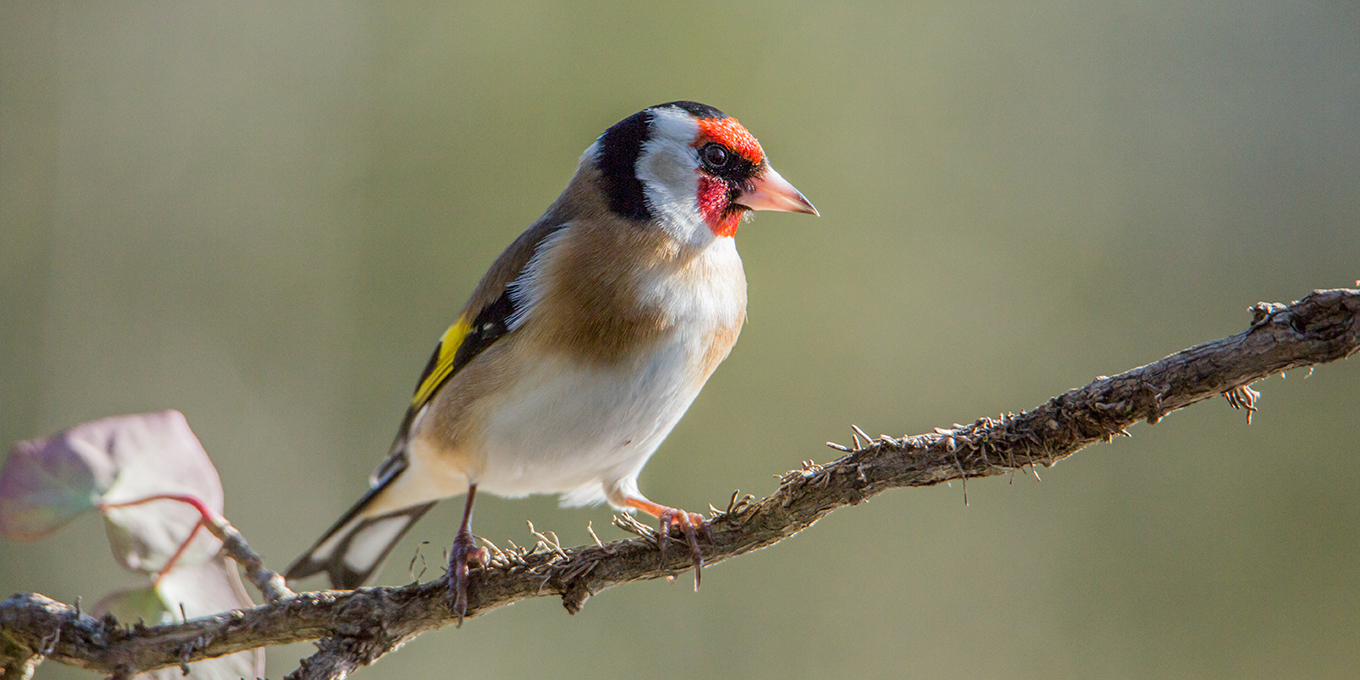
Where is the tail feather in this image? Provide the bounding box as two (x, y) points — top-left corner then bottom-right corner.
(286, 463), (438, 589)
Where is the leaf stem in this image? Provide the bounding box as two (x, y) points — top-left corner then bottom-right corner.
(99, 494), (293, 602)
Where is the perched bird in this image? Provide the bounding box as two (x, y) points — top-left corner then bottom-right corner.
(285, 101), (817, 621)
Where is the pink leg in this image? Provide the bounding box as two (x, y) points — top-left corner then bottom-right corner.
(448, 484), (489, 626)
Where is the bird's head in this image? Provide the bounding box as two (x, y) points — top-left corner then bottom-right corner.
(589, 101), (817, 245)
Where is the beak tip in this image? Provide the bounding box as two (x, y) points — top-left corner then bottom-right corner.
(791, 189), (819, 217)
(739, 166), (821, 217)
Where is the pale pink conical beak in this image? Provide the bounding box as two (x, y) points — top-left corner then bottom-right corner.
(736, 166), (819, 216)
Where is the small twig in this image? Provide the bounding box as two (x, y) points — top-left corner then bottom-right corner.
(526, 521), (568, 560)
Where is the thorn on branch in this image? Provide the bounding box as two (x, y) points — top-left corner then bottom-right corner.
(611, 513), (655, 539)
(526, 521), (568, 561)
(408, 541), (430, 580)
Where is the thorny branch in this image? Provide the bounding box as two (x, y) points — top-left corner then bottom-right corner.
(1, 287), (1357, 680)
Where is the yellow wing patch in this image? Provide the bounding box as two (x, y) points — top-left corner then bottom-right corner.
(410, 317), (473, 410)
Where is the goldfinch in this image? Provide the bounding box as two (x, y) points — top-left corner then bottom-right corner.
(285, 101), (817, 620)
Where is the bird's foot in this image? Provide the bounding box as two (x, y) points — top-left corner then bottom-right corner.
(656, 507), (713, 591)
(447, 530), (488, 626)
(622, 497), (713, 590)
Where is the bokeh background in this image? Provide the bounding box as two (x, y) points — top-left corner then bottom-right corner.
(3, 2), (1359, 678)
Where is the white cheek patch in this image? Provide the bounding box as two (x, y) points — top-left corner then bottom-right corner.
(636, 107), (712, 246)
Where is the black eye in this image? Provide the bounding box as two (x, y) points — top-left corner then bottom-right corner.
(700, 143), (730, 170)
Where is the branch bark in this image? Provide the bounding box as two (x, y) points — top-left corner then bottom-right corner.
(2, 287), (1357, 679)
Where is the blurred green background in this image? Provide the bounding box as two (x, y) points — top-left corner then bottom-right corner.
(3, 2), (1358, 678)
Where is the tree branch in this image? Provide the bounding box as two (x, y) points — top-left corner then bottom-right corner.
(2, 287), (1357, 679)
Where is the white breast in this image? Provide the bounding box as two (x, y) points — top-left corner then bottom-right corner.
(476, 238), (746, 507)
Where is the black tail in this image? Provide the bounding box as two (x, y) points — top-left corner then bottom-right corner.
(285, 468), (438, 589)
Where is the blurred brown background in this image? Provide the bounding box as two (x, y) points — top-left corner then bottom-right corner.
(3, 2), (1358, 678)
